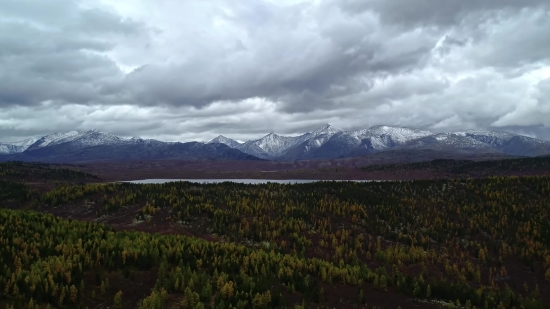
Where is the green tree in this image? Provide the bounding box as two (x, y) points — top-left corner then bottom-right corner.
(426, 285), (431, 298)
(113, 290), (123, 308)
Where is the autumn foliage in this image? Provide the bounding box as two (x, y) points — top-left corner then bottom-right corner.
(1, 171), (550, 308)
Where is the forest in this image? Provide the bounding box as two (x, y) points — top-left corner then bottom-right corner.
(360, 157), (550, 178)
(0, 162), (98, 183)
(0, 160), (549, 309)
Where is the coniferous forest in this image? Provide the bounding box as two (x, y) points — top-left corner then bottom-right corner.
(0, 160), (549, 309)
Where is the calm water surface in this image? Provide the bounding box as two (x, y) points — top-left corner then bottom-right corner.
(124, 179), (380, 184)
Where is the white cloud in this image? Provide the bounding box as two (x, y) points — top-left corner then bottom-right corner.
(1, 0), (550, 142)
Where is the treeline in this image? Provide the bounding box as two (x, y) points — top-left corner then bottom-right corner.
(360, 157), (550, 176)
(0, 161), (98, 182)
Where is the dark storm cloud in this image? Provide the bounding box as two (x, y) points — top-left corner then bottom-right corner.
(0, 51), (121, 106)
(339, 0), (550, 27)
(0, 0), (148, 108)
(123, 10), (440, 111)
(1, 0), (550, 142)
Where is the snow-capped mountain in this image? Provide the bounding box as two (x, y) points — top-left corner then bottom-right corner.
(7, 136), (41, 148)
(365, 125), (433, 145)
(0, 130), (262, 163)
(309, 123), (341, 136)
(2, 124), (550, 163)
(453, 130), (518, 146)
(232, 124), (342, 159)
(279, 124), (342, 160)
(247, 132), (302, 157)
(398, 133), (497, 153)
(26, 129), (124, 151)
(496, 135), (550, 157)
(236, 133), (297, 159)
(395, 130), (550, 156)
(206, 135), (243, 149)
(300, 124), (342, 147)
(302, 125), (433, 159)
(0, 137), (40, 154)
(197, 124), (550, 159)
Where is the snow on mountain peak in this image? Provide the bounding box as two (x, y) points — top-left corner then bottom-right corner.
(0, 136), (42, 154)
(6, 137), (41, 148)
(3, 124), (550, 159)
(250, 132), (300, 157)
(25, 129), (124, 151)
(26, 130), (83, 150)
(207, 135), (242, 148)
(310, 123), (341, 136)
(367, 125), (432, 139)
(292, 124), (342, 152)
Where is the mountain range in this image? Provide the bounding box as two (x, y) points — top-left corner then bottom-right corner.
(1, 124), (550, 163)
(205, 124), (550, 160)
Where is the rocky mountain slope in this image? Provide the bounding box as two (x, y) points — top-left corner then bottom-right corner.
(1, 125), (550, 163)
(0, 130), (262, 163)
(207, 124), (550, 159)
(0, 137), (40, 154)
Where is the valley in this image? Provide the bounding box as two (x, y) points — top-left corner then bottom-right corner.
(1, 158), (550, 309)
(68, 153), (549, 182)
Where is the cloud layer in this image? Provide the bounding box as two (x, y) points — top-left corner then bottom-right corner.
(1, 0), (549, 142)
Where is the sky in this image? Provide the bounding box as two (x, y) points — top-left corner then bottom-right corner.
(1, 0), (550, 142)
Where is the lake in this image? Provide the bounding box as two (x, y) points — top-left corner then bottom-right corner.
(123, 179), (381, 184)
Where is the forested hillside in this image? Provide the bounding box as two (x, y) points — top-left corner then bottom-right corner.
(360, 157), (550, 178)
(1, 172), (549, 308)
(0, 162), (98, 183)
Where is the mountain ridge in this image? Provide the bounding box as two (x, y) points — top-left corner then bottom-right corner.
(203, 124), (550, 160)
(1, 124), (550, 162)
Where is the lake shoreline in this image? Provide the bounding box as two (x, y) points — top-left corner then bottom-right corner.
(119, 179), (387, 184)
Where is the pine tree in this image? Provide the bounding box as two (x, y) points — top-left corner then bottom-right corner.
(194, 303), (205, 309)
(379, 275), (387, 291)
(69, 284), (78, 303)
(252, 293), (264, 309)
(58, 285), (66, 306)
(358, 289), (365, 304)
(262, 291), (271, 306)
(201, 282), (212, 299)
(79, 279), (85, 299)
(533, 284), (540, 299)
(426, 284), (431, 298)
(113, 290), (123, 308)
(182, 287), (196, 309)
(412, 282), (420, 297)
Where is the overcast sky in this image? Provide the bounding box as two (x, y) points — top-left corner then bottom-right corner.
(1, 0), (550, 142)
